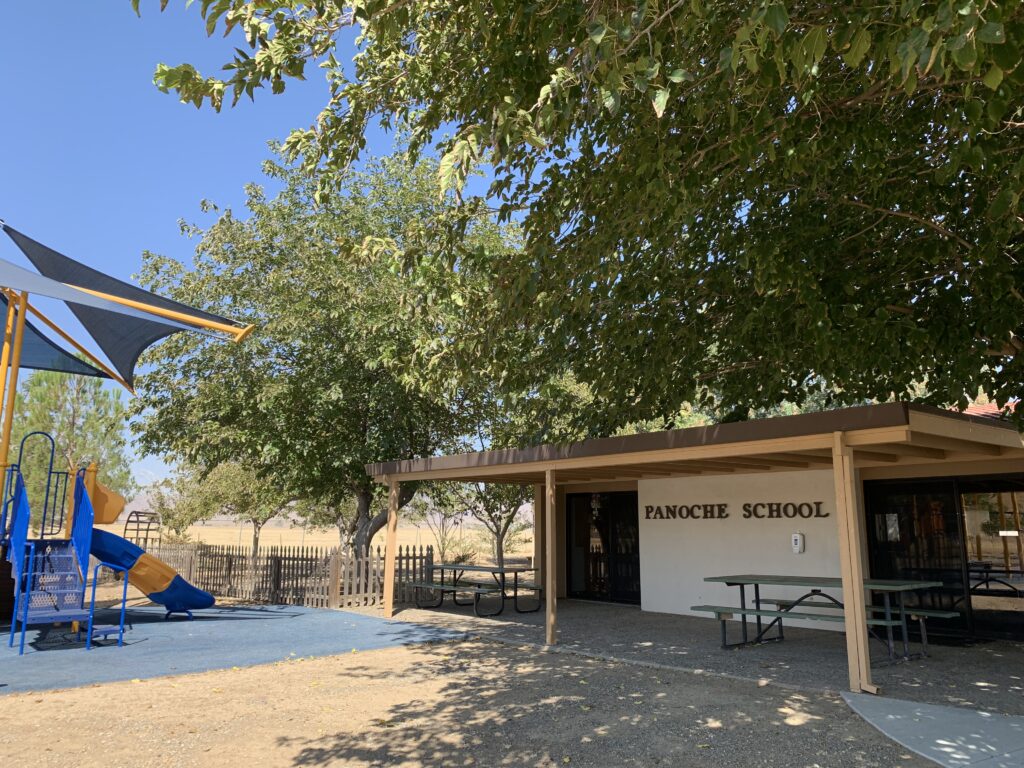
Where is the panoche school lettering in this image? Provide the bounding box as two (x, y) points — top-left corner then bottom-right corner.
(644, 501), (829, 520)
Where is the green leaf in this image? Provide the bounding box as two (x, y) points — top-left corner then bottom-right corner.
(587, 21), (606, 45)
(764, 4), (789, 36)
(843, 29), (872, 68)
(992, 42), (1021, 71)
(982, 64), (1003, 90)
(951, 39), (977, 69)
(977, 22), (1005, 44)
(651, 87), (670, 118)
(667, 68), (692, 83)
(987, 189), (1016, 219)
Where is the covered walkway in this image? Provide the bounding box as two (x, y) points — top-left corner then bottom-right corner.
(368, 403), (1024, 696)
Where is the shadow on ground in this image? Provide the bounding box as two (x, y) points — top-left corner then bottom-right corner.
(274, 640), (928, 768)
(376, 600), (1024, 717)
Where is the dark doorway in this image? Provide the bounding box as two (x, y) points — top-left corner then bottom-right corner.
(566, 492), (640, 604)
(865, 475), (1024, 640)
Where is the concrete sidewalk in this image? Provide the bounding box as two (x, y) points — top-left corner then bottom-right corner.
(844, 693), (1024, 767)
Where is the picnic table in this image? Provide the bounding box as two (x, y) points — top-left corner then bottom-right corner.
(410, 563), (542, 617)
(968, 561), (1023, 597)
(692, 574), (950, 662)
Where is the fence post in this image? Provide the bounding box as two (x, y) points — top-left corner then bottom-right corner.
(328, 550), (341, 609)
(271, 551), (282, 604)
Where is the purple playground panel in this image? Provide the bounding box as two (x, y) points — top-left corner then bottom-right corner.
(0, 605), (466, 694)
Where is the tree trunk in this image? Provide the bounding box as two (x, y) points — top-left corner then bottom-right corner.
(251, 520), (262, 558)
(351, 489), (376, 558)
(494, 531), (505, 570)
(351, 484), (416, 558)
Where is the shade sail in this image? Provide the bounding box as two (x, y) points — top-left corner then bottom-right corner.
(0, 295), (108, 379)
(2, 224), (238, 386)
(0, 255), (197, 329)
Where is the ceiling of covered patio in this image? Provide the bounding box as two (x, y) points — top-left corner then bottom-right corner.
(366, 403), (1024, 486)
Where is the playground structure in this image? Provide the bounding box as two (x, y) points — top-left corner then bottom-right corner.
(0, 221), (251, 654)
(123, 510), (162, 551)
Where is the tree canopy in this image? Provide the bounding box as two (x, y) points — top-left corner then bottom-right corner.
(131, 151), (517, 554)
(12, 369), (135, 513)
(144, 1), (1024, 428)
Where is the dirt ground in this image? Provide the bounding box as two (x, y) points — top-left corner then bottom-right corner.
(0, 641), (927, 768)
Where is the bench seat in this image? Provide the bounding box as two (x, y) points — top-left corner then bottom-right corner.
(692, 605), (844, 623)
(408, 581), (499, 595)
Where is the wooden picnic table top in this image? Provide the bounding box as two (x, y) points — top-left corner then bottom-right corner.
(704, 574), (943, 592)
(431, 563), (537, 574)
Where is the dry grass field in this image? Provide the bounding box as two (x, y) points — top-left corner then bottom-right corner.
(94, 520), (534, 559)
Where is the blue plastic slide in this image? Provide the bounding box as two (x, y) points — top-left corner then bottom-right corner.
(90, 529), (215, 618)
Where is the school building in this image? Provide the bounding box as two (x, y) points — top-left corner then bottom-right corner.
(368, 403), (1024, 694)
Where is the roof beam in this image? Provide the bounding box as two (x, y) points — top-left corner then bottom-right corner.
(852, 450), (901, 463)
(909, 433), (1004, 456)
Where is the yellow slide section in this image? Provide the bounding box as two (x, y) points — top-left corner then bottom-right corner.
(129, 552), (177, 595)
(83, 463), (126, 525)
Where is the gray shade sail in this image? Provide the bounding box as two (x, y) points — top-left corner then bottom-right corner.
(2, 224), (234, 386)
(0, 294), (109, 379)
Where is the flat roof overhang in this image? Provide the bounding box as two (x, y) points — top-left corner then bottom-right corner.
(367, 403), (1024, 485)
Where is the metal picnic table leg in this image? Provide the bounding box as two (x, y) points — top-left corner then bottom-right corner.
(739, 584), (748, 644)
(754, 583), (762, 637)
(897, 591), (910, 659)
(882, 592), (895, 661)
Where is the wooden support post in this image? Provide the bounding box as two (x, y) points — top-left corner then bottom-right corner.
(1011, 493), (1023, 571)
(545, 470), (557, 645)
(533, 484), (545, 585)
(997, 494), (1011, 574)
(382, 478), (400, 618)
(328, 551), (342, 609)
(832, 432), (878, 694)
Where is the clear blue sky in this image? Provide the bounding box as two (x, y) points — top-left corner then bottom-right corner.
(0, 3), (383, 484)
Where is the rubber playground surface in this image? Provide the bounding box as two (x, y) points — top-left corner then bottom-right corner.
(0, 604), (464, 694)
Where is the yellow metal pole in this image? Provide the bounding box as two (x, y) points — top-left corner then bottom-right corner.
(0, 292), (29, 471)
(23, 298), (134, 393)
(0, 296), (17, 452)
(66, 284), (252, 341)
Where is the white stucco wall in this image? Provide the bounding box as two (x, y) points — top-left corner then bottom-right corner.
(638, 470), (844, 630)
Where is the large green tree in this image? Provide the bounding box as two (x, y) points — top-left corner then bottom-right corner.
(11, 370), (136, 523)
(142, 1), (1024, 429)
(131, 152), (513, 555)
(186, 462), (288, 555)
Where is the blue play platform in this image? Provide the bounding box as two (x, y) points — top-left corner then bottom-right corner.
(0, 605), (465, 694)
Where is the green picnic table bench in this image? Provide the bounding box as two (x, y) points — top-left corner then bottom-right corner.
(411, 563), (542, 617)
(692, 574), (945, 662)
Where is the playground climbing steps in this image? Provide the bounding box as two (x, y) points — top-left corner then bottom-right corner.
(6, 468), (96, 654)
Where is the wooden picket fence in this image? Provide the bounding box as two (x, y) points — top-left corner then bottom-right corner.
(150, 543), (433, 609)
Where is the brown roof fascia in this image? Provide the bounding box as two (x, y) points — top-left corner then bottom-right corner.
(367, 403), (1021, 479)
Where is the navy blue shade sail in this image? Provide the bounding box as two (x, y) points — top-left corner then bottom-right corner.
(0, 294), (108, 379)
(2, 224), (242, 386)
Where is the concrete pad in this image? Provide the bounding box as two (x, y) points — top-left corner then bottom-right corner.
(843, 692), (1024, 767)
(0, 605), (465, 694)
